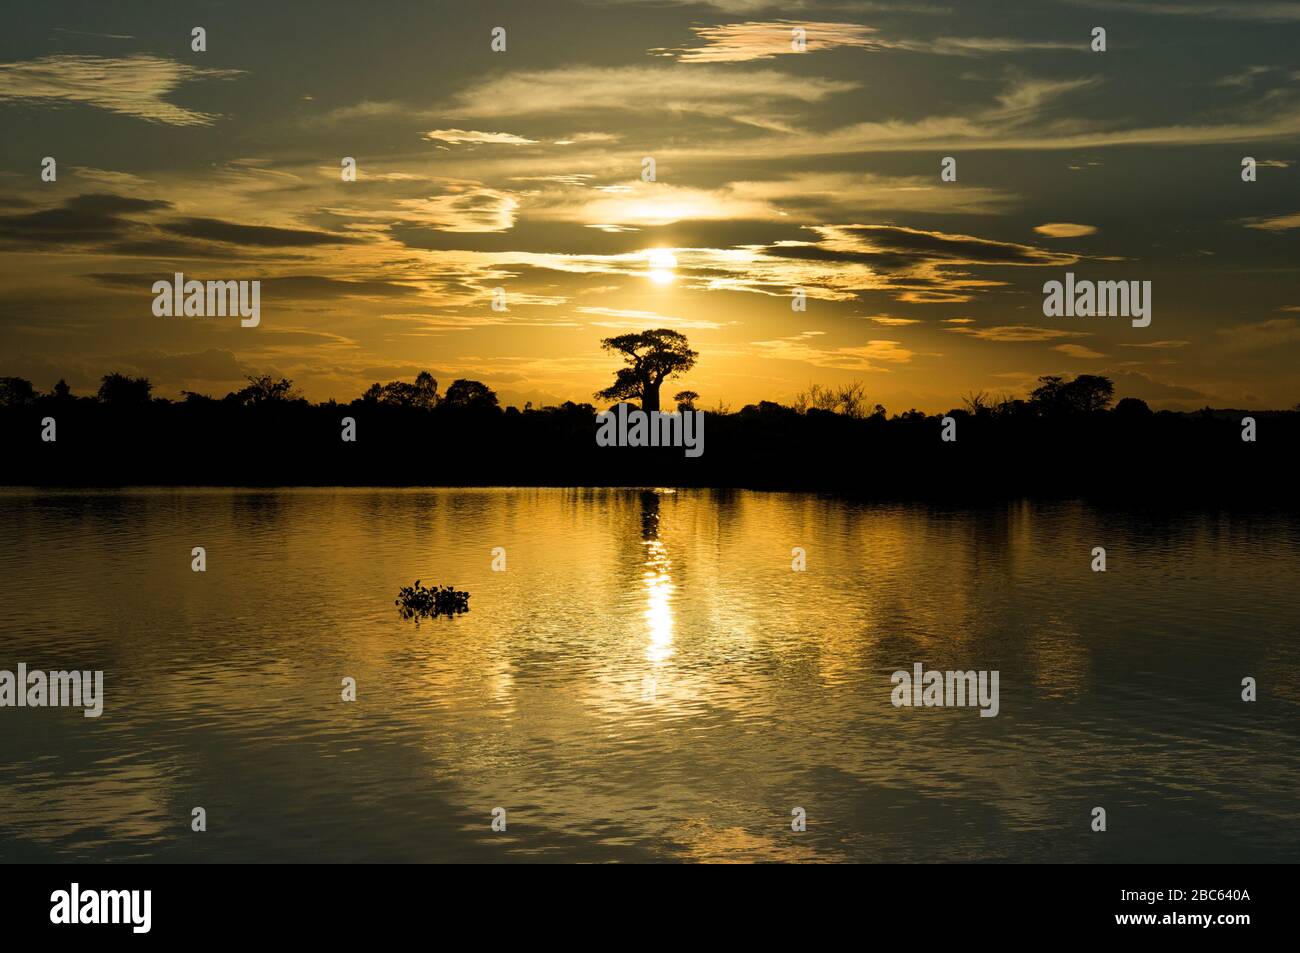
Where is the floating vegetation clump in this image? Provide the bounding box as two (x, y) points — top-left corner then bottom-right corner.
(395, 580), (470, 621)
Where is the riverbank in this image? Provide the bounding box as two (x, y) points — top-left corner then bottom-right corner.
(2, 401), (1295, 501)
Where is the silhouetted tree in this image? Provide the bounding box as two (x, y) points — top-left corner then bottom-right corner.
(0, 377), (36, 407)
(1114, 396), (1152, 418)
(413, 370), (438, 408)
(442, 379), (499, 411)
(963, 390), (993, 417)
(793, 383), (835, 414)
(793, 381), (871, 417)
(1030, 374), (1114, 414)
(364, 371), (438, 409)
(834, 381), (870, 418)
(674, 390), (699, 412)
(996, 397), (1035, 420)
(98, 372), (152, 404)
(1, 361), (1295, 500)
(231, 375), (300, 406)
(1066, 374), (1115, 412)
(1029, 376), (1067, 413)
(51, 378), (72, 400)
(595, 329), (697, 413)
(740, 400), (794, 417)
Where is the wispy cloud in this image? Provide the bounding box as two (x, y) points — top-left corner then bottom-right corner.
(160, 217), (359, 247)
(1217, 317), (1300, 349)
(750, 332), (915, 370)
(532, 180), (776, 227)
(863, 315), (922, 326)
(1243, 211), (1300, 230)
(652, 19), (1082, 62)
(440, 65), (855, 125)
(1064, 0), (1300, 22)
(525, 172), (1013, 230)
(577, 306), (727, 330)
(51, 28), (134, 40)
(423, 129), (539, 145)
(724, 172), (1014, 215)
(653, 21), (887, 62)
(391, 185), (521, 233)
(552, 223), (1084, 305)
(946, 325), (1090, 342)
(590, 0), (952, 11)
(1053, 343), (1106, 358)
(1215, 65), (1279, 88)
(0, 54), (244, 125)
(1034, 223), (1097, 238)
(661, 73), (1300, 154)
(70, 167), (153, 188)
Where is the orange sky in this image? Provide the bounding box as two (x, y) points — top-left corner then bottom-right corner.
(1, 1), (1299, 411)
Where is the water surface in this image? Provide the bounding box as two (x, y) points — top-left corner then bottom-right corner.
(1, 488), (1296, 862)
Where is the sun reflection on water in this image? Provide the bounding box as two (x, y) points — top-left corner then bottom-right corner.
(643, 537), (675, 665)
(639, 491), (676, 667)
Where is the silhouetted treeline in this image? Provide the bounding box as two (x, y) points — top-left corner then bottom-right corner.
(1, 372), (1296, 502)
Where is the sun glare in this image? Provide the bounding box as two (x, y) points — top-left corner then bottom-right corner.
(645, 248), (678, 285)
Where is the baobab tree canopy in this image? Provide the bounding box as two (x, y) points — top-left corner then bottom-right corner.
(594, 329), (698, 413)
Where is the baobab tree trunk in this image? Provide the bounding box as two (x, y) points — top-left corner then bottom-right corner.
(641, 381), (661, 412)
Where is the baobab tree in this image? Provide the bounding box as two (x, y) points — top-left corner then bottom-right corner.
(594, 329), (697, 413)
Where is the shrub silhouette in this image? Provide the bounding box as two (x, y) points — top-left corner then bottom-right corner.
(0, 370), (1295, 502)
(396, 581), (470, 621)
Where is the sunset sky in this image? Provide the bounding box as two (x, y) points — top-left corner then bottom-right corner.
(2, 0), (1298, 411)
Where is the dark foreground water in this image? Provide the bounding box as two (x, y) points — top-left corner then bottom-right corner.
(0, 488), (1296, 863)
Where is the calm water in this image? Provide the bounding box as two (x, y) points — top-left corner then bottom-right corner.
(0, 488), (1297, 863)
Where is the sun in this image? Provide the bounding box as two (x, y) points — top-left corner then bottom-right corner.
(644, 248), (678, 285)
